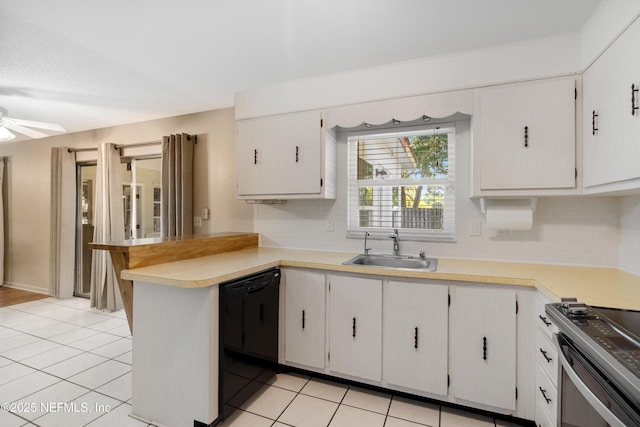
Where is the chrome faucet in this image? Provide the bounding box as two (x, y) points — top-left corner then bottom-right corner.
(389, 229), (399, 256)
(364, 232), (372, 255)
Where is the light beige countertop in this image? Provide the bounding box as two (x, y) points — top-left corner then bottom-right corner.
(121, 247), (640, 311)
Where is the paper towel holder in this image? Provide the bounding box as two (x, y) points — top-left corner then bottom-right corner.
(479, 197), (538, 216)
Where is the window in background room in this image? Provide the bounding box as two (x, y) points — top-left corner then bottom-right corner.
(347, 124), (455, 241)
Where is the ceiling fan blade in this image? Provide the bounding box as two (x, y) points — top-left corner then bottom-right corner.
(7, 118), (65, 132)
(4, 123), (50, 139)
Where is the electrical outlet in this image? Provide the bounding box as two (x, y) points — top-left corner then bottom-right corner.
(193, 216), (202, 227)
(326, 219), (334, 232)
(202, 208), (210, 220)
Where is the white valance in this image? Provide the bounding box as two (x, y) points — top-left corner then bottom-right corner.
(324, 90), (473, 129)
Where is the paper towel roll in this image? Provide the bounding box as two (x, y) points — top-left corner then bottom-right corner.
(485, 204), (533, 230)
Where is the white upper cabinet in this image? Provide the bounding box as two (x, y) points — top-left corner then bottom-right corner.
(236, 110), (336, 199)
(472, 78), (577, 196)
(583, 17), (640, 193)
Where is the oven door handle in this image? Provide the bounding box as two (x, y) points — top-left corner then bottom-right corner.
(554, 333), (627, 427)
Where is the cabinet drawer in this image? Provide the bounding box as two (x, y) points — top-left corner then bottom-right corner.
(536, 332), (559, 387)
(535, 295), (558, 340)
(536, 365), (558, 425)
(535, 393), (557, 427)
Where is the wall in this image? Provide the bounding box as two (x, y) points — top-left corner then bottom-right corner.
(619, 196), (640, 275)
(236, 32), (582, 120)
(0, 107), (253, 293)
(581, 0), (640, 69)
(254, 120), (620, 267)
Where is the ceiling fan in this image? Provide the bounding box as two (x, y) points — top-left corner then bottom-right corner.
(0, 107), (65, 142)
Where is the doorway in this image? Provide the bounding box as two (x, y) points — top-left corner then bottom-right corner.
(75, 157), (161, 298)
(76, 164), (96, 297)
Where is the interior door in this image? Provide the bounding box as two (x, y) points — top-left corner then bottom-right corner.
(75, 164), (96, 297)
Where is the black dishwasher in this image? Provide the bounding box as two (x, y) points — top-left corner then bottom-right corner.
(219, 268), (280, 421)
(220, 268), (280, 362)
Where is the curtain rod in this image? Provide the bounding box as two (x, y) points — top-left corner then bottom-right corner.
(67, 140), (161, 153)
(66, 135), (197, 153)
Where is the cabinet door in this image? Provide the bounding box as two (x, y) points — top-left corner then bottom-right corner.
(607, 17), (640, 184)
(236, 116), (280, 196)
(384, 281), (448, 395)
(476, 78), (576, 191)
(582, 51), (617, 188)
(284, 269), (326, 369)
(329, 275), (382, 382)
(452, 286), (517, 410)
(583, 17), (640, 190)
(236, 111), (323, 196)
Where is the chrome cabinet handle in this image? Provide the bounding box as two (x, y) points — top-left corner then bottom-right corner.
(302, 310), (305, 330)
(524, 126), (529, 148)
(414, 327), (418, 349)
(592, 110), (598, 135)
(633, 84), (639, 116)
(254, 149), (257, 164)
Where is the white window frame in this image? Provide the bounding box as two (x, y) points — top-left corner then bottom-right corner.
(347, 123), (456, 242)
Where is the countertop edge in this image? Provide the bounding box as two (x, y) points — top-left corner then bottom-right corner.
(120, 248), (639, 309)
(122, 255), (540, 291)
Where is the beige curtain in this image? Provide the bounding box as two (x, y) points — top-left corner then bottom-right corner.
(90, 143), (124, 310)
(161, 133), (194, 238)
(49, 148), (77, 297)
(0, 157), (4, 286)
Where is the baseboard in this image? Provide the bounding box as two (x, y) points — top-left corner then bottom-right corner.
(2, 282), (50, 295)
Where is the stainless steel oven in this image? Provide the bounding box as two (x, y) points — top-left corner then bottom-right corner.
(547, 300), (640, 427)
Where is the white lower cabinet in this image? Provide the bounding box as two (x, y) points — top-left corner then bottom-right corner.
(281, 270), (536, 421)
(534, 293), (559, 427)
(328, 275), (382, 382)
(384, 280), (448, 396)
(452, 286), (517, 411)
(283, 269), (326, 369)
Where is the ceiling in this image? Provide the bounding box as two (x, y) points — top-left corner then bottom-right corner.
(0, 0), (602, 142)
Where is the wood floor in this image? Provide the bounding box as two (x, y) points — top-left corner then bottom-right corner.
(0, 286), (49, 307)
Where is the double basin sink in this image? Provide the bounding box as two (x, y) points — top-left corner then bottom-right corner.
(343, 253), (437, 272)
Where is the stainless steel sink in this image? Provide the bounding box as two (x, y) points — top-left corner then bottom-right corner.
(342, 253), (437, 272)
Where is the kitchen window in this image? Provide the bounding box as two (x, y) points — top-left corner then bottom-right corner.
(347, 123), (455, 241)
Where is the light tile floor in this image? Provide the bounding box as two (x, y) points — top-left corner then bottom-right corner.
(0, 297), (528, 427)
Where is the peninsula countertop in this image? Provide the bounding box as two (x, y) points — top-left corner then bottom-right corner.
(121, 246), (640, 311)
